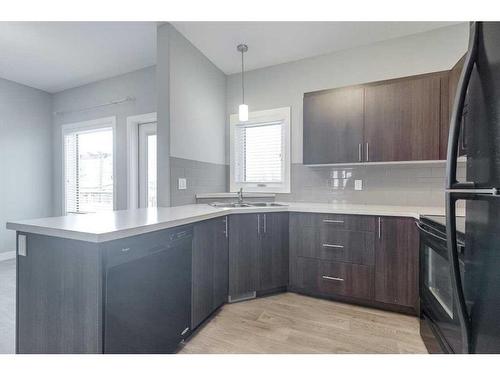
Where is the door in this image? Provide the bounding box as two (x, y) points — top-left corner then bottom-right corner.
(228, 214), (260, 299)
(303, 87), (364, 164)
(259, 213), (289, 291)
(375, 217), (419, 308)
(364, 74), (441, 162)
(138, 122), (157, 208)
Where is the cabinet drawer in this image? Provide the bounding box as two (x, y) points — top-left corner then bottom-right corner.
(294, 257), (374, 300)
(320, 230), (374, 265)
(291, 213), (375, 232)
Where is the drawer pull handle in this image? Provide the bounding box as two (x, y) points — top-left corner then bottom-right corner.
(322, 276), (345, 282)
(322, 244), (344, 249)
(323, 219), (344, 224)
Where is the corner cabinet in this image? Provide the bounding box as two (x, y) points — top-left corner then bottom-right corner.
(191, 217), (228, 329)
(228, 213), (289, 301)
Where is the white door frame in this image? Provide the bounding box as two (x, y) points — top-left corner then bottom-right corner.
(126, 112), (157, 209)
(138, 122), (157, 208)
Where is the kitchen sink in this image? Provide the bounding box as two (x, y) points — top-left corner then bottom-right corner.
(209, 202), (288, 208)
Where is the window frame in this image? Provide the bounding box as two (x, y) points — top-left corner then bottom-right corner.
(138, 122), (157, 208)
(230, 106), (291, 193)
(61, 116), (117, 214)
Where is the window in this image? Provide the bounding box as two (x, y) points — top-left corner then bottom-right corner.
(63, 118), (115, 214)
(230, 107), (290, 193)
(138, 122), (157, 207)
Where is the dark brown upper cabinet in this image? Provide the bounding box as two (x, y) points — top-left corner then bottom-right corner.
(303, 61), (466, 164)
(364, 74), (442, 162)
(441, 55), (466, 159)
(303, 86), (364, 164)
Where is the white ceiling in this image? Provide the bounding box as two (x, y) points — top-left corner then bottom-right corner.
(0, 22), (463, 93)
(0, 22), (157, 93)
(171, 21), (463, 74)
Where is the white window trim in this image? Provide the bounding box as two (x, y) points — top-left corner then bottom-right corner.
(61, 116), (117, 214)
(126, 112), (157, 209)
(230, 106), (291, 194)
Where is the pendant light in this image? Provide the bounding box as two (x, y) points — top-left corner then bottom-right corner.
(237, 43), (249, 121)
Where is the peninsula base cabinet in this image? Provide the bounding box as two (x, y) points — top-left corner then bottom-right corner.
(228, 213), (289, 301)
(191, 217), (229, 329)
(289, 213), (419, 314)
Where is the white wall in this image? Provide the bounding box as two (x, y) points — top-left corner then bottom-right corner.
(169, 26), (227, 165)
(156, 24), (227, 206)
(52, 66), (156, 214)
(226, 23), (470, 164)
(0, 78), (53, 254)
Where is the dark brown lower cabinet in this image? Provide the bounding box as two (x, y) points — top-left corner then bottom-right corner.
(290, 212), (419, 313)
(259, 213), (289, 291)
(192, 217), (228, 329)
(374, 217), (419, 309)
(228, 213), (289, 301)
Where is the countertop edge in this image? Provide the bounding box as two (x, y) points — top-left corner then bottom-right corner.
(7, 203), (450, 243)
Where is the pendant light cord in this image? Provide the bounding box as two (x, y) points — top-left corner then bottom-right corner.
(241, 48), (245, 104)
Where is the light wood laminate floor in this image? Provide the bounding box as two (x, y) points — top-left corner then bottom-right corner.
(180, 292), (428, 354)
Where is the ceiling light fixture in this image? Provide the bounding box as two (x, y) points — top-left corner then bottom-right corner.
(237, 43), (249, 122)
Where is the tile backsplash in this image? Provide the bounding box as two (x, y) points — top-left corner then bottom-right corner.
(276, 162), (466, 207)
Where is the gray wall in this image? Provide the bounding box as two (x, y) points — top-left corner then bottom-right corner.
(226, 23), (469, 206)
(158, 24), (227, 206)
(0, 78), (53, 254)
(52, 66), (156, 214)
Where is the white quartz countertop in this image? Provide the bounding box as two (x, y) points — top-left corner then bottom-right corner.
(6, 202), (461, 243)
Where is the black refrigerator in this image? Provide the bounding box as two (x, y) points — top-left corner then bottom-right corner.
(446, 21), (500, 354)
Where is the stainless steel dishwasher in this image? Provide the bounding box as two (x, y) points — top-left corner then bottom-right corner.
(104, 226), (192, 353)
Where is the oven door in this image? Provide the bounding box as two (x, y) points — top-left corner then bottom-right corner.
(417, 221), (465, 353)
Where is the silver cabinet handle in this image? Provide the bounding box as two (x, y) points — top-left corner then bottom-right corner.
(365, 142), (369, 162)
(378, 217), (381, 239)
(358, 143), (362, 162)
(322, 276), (344, 282)
(322, 244), (344, 249)
(224, 217), (228, 238)
(323, 219), (344, 224)
(257, 214), (260, 236)
(264, 214), (267, 233)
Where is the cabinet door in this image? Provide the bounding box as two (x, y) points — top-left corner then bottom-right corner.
(303, 87), (364, 164)
(375, 217), (419, 309)
(364, 75), (441, 162)
(213, 217), (229, 309)
(191, 219), (215, 328)
(259, 213), (289, 291)
(228, 214), (261, 299)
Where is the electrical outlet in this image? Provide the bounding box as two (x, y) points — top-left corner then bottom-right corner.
(354, 179), (363, 191)
(178, 178), (187, 190)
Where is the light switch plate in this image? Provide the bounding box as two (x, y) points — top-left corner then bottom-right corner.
(18, 234), (27, 257)
(354, 179), (363, 191)
(178, 178), (187, 190)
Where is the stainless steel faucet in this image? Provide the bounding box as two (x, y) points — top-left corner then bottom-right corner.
(237, 188), (243, 204)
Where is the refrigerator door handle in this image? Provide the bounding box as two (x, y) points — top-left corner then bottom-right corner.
(446, 21), (479, 190)
(446, 192), (471, 353)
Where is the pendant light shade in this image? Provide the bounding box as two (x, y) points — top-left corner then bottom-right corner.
(238, 104), (249, 122)
(237, 43), (249, 122)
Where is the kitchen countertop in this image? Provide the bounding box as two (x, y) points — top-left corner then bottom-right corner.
(6, 202), (463, 243)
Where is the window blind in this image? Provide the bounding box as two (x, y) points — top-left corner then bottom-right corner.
(64, 127), (113, 214)
(234, 121), (283, 184)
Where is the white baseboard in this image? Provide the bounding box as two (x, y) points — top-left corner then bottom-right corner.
(0, 251), (15, 262)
